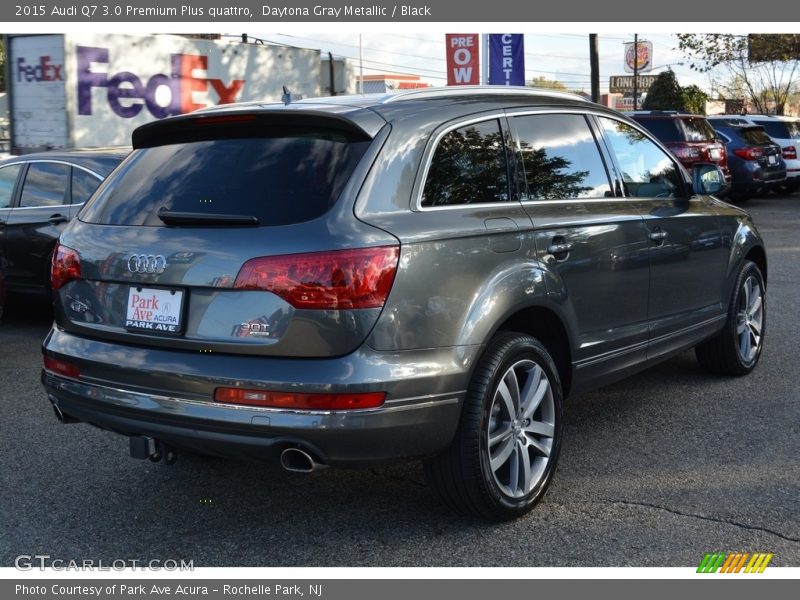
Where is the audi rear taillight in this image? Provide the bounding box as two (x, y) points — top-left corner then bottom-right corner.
(734, 147), (764, 161)
(51, 243), (82, 290)
(214, 388), (386, 410)
(783, 146), (797, 160)
(669, 143), (701, 160)
(234, 246), (399, 310)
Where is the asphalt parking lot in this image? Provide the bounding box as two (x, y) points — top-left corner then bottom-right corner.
(1, 196), (798, 568)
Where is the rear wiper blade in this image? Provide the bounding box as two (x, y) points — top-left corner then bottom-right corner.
(157, 210), (259, 226)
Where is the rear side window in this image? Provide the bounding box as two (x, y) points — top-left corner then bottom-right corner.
(636, 118), (682, 142)
(681, 118), (717, 142)
(752, 120), (800, 139)
(512, 114), (612, 200)
(81, 131), (371, 227)
(19, 162), (70, 207)
(422, 119), (510, 207)
(739, 127), (772, 145)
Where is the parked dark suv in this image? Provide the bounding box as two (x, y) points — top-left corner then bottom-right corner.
(628, 110), (732, 192)
(43, 88), (767, 520)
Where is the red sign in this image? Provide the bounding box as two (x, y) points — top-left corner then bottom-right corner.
(446, 34), (480, 86)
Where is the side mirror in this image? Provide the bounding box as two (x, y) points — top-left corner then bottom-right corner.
(692, 163), (725, 196)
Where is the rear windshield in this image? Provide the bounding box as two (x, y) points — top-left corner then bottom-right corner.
(681, 118), (717, 142)
(80, 131), (370, 227)
(636, 119), (682, 142)
(752, 119), (800, 139)
(738, 127), (773, 145)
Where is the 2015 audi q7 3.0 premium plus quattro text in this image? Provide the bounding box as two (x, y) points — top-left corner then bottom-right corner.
(43, 88), (767, 520)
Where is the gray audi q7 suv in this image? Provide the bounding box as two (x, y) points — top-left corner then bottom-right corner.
(42, 88), (767, 520)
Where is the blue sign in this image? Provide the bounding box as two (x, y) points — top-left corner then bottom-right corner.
(489, 34), (525, 86)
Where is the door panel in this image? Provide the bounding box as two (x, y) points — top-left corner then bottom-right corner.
(596, 116), (726, 355)
(510, 113), (651, 367)
(640, 196), (725, 345)
(5, 162), (71, 289)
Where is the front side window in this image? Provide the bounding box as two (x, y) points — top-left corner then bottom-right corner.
(0, 164), (22, 208)
(422, 119), (510, 207)
(599, 118), (684, 199)
(19, 162), (70, 208)
(513, 114), (612, 200)
(71, 168), (102, 205)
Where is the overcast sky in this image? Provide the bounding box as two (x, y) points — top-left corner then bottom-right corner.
(243, 31), (713, 93)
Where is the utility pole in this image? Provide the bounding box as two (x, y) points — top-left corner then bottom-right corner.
(589, 34), (599, 103)
(632, 34), (639, 110)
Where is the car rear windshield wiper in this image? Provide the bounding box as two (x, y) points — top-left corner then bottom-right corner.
(157, 209), (259, 226)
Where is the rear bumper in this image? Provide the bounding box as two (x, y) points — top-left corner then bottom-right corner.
(42, 327), (473, 466)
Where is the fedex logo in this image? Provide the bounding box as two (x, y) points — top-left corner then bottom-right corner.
(77, 45), (246, 119)
(17, 55), (64, 82)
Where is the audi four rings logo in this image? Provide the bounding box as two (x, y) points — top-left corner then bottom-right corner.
(127, 254), (167, 274)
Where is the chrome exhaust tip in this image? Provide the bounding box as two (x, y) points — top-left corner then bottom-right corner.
(280, 447), (328, 473)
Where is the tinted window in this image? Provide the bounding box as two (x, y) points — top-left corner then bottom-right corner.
(636, 118), (682, 142)
(739, 127), (772, 145)
(0, 164), (22, 208)
(599, 118), (684, 199)
(19, 162), (70, 207)
(71, 168), (102, 205)
(513, 114), (611, 200)
(81, 132), (370, 227)
(422, 119), (510, 207)
(681, 118), (717, 142)
(751, 120), (800, 139)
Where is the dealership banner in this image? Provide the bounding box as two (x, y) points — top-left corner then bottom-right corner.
(445, 34), (480, 86)
(488, 34), (525, 86)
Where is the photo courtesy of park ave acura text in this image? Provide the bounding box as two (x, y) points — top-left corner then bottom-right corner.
(0, 22), (798, 572)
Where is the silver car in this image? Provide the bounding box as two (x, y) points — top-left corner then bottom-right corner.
(43, 88), (767, 520)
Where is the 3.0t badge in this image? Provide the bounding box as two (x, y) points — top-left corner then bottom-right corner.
(127, 254), (167, 274)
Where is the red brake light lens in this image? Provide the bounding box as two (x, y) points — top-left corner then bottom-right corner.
(733, 147), (764, 161)
(43, 356), (80, 379)
(783, 146), (797, 160)
(234, 246), (400, 310)
(51, 243), (82, 290)
(668, 143), (701, 160)
(214, 388), (386, 410)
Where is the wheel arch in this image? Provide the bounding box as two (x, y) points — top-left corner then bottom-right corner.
(491, 305), (574, 399)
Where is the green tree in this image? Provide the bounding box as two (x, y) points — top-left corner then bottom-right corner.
(642, 69), (686, 111)
(682, 85), (709, 114)
(528, 76), (567, 91)
(677, 34), (800, 115)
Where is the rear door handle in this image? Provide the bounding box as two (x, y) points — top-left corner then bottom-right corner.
(48, 214), (68, 225)
(547, 242), (574, 254)
(649, 229), (668, 243)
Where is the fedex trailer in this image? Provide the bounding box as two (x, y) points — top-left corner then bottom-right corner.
(6, 33), (324, 151)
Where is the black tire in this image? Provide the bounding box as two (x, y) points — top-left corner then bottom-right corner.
(424, 332), (563, 521)
(695, 260), (766, 376)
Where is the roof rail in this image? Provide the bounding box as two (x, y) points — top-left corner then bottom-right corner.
(381, 85), (592, 104)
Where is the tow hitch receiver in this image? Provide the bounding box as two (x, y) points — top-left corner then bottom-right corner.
(129, 436), (177, 464)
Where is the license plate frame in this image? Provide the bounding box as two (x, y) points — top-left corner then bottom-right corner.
(125, 286), (186, 335)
